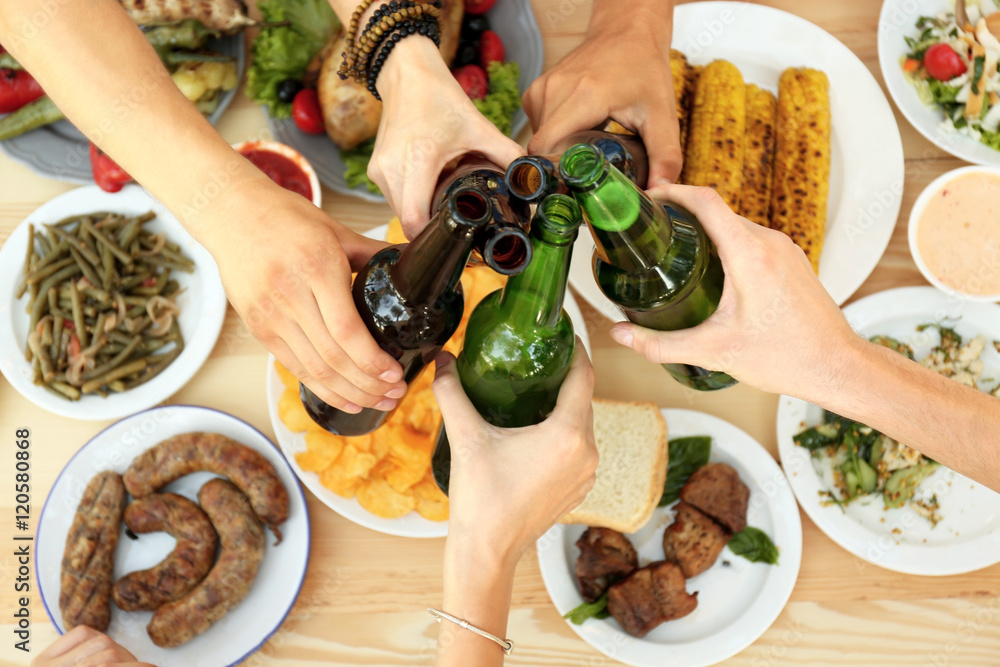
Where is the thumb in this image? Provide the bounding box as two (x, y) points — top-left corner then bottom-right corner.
(476, 130), (526, 172)
(431, 352), (487, 438)
(636, 113), (684, 187)
(609, 322), (708, 366)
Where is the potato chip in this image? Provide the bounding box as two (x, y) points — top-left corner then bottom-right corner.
(297, 430), (346, 472)
(386, 217), (407, 244)
(385, 458), (427, 493)
(278, 386), (314, 433)
(274, 360), (299, 390)
(320, 463), (362, 499)
(412, 472), (450, 521)
(340, 444), (379, 479)
(357, 477), (417, 518)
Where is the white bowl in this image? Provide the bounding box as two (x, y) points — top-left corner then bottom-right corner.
(233, 140), (322, 208)
(0, 185), (228, 421)
(907, 165), (1000, 302)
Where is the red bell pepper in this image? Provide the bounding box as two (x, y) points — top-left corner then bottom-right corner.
(0, 68), (44, 114)
(89, 142), (133, 193)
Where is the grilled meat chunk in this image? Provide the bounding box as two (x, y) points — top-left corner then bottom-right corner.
(680, 462), (749, 533)
(663, 502), (730, 578)
(606, 561), (698, 637)
(575, 527), (638, 603)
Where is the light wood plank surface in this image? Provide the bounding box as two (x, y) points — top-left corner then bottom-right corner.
(3, 0), (1000, 665)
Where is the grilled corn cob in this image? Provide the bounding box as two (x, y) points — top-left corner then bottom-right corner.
(680, 60), (746, 211)
(670, 50), (694, 149)
(739, 84), (777, 226)
(770, 68), (831, 273)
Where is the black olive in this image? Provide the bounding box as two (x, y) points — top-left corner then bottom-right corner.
(277, 78), (304, 103)
(453, 43), (479, 68)
(462, 14), (490, 39)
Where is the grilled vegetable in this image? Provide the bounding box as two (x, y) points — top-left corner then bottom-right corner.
(738, 84), (777, 226)
(119, 0), (255, 34)
(171, 59), (239, 114)
(669, 49), (693, 149)
(143, 19), (216, 53)
(0, 68), (45, 113)
(884, 462), (940, 509)
(89, 144), (134, 193)
(0, 95), (64, 140)
(770, 67), (830, 273)
(679, 59), (746, 211)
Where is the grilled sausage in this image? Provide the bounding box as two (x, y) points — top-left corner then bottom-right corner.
(60, 471), (126, 631)
(146, 479), (265, 648)
(112, 493), (218, 612)
(122, 432), (289, 542)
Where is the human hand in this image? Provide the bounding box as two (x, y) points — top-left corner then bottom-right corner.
(432, 342), (598, 562)
(370, 37), (524, 238)
(608, 185), (859, 398)
(31, 626), (155, 667)
(203, 182), (407, 413)
(523, 3), (681, 187)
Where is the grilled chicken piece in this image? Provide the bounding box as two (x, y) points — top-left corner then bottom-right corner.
(606, 561), (697, 637)
(662, 502), (730, 578)
(575, 527), (638, 603)
(679, 462), (749, 533)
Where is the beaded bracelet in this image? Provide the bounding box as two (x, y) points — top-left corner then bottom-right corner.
(338, 0), (442, 98)
(365, 20), (440, 99)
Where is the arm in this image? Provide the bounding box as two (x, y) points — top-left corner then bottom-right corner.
(327, 0), (523, 237)
(523, 0), (681, 186)
(31, 626), (155, 667)
(0, 1), (407, 413)
(430, 345), (597, 665)
(610, 185), (1000, 493)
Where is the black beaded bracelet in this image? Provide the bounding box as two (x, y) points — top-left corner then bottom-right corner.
(365, 19), (440, 99)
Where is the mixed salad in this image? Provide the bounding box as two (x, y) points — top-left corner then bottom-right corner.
(794, 324), (1000, 525)
(902, 2), (1000, 151)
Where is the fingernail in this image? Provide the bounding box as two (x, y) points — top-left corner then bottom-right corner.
(375, 398), (397, 411)
(385, 386), (407, 399)
(609, 326), (633, 347)
(434, 352), (452, 369)
(379, 369), (401, 382)
(343, 402), (362, 414)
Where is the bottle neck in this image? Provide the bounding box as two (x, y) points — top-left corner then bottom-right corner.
(563, 148), (673, 273)
(391, 194), (486, 303)
(498, 229), (574, 329)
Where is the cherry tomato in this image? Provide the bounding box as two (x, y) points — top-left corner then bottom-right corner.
(465, 0), (496, 14)
(453, 64), (489, 100)
(479, 30), (504, 70)
(89, 142), (133, 193)
(292, 88), (325, 134)
(923, 43), (967, 81)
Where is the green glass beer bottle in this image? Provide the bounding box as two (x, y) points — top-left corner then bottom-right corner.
(559, 143), (737, 391)
(300, 187), (494, 436)
(431, 194), (583, 494)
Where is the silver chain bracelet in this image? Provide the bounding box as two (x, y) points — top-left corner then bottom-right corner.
(427, 608), (514, 655)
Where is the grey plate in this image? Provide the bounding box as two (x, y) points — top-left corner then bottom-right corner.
(268, 0), (544, 203)
(0, 33), (246, 183)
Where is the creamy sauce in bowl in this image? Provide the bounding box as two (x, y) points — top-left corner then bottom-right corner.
(915, 171), (1000, 298)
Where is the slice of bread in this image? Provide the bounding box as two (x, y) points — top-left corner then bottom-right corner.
(561, 398), (668, 534)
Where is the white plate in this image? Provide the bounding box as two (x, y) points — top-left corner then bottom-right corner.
(266, 223), (592, 538)
(0, 34), (245, 183)
(35, 405), (310, 666)
(878, 0), (1000, 167)
(776, 287), (1000, 575)
(0, 185), (228, 420)
(266, 0), (544, 201)
(569, 1), (904, 321)
(538, 408), (802, 667)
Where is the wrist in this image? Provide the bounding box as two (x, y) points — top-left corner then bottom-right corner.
(375, 34), (448, 100)
(587, 0), (673, 42)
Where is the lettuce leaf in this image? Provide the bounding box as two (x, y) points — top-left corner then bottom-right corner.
(247, 0), (339, 118)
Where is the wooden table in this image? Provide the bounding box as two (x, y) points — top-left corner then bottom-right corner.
(3, 0), (1000, 664)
